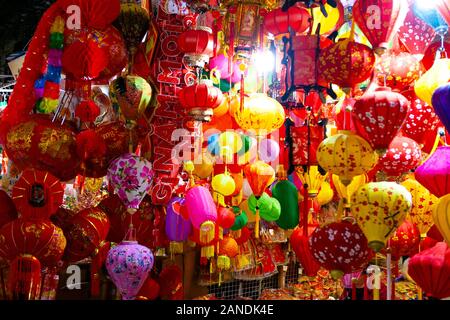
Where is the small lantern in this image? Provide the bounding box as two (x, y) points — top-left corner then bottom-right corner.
(178, 27), (214, 69)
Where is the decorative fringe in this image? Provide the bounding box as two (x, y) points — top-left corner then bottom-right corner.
(8, 255), (42, 300)
(200, 221), (215, 245)
(201, 246), (215, 260)
(169, 242), (184, 259)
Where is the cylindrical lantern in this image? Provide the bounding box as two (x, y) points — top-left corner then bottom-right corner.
(263, 5), (310, 36)
(177, 27), (214, 69)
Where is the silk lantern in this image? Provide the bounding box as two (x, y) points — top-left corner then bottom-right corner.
(165, 197), (192, 255)
(247, 193), (281, 222)
(106, 241), (154, 300)
(353, 87), (410, 154)
(351, 182), (412, 252)
(433, 194), (450, 246)
(272, 168), (299, 230)
(107, 153), (154, 213)
(309, 221), (372, 280)
(415, 146), (450, 198)
(352, 0), (408, 54)
(401, 90), (440, 145)
(408, 242), (450, 299)
(414, 58), (450, 106)
(178, 81), (224, 122)
(290, 227), (320, 277)
(378, 135), (422, 177)
(401, 177), (437, 238)
(388, 220), (421, 261)
(318, 38), (375, 93)
(263, 5), (310, 36)
(317, 130), (378, 186)
(212, 173), (236, 197)
(177, 27), (214, 69)
(432, 83), (450, 133)
(185, 186), (217, 257)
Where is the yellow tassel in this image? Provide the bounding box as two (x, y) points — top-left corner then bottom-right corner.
(169, 242), (184, 256)
(200, 221), (215, 245)
(217, 255), (231, 270)
(201, 246), (215, 259)
(373, 288), (380, 300)
(255, 207), (260, 239)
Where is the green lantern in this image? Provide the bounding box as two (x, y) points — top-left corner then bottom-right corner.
(248, 193), (281, 222)
(231, 206), (248, 231)
(272, 170), (299, 230)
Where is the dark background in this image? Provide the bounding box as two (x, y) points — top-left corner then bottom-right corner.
(0, 0), (55, 75)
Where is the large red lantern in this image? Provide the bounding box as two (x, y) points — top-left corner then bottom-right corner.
(415, 146), (450, 198)
(178, 81), (224, 122)
(178, 27), (214, 69)
(353, 87), (410, 154)
(4, 114), (80, 181)
(61, 0), (120, 30)
(318, 38), (375, 93)
(388, 220), (421, 261)
(375, 51), (422, 91)
(401, 90), (440, 145)
(408, 242), (450, 299)
(309, 221), (372, 280)
(0, 190), (17, 228)
(263, 5), (310, 36)
(63, 207), (110, 263)
(352, 0), (407, 54)
(378, 135), (422, 177)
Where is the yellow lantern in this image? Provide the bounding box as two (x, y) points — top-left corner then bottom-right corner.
(219, 131), (242, 154)
(312, 2), (343, 35)
(317, 181), (334, 206)
(432, 194), (450, 246)
(212, 173), (236, 197)
(351, 182), (412, 252)
(332, 174), (366, 208)
(414, 58), (450, 106)
(232, 93), (285, 136)
(193, 151), (214, 179)
(297, 166), (328, 198)
(401, 177), (437, 238)
(317, 130), (378, 186)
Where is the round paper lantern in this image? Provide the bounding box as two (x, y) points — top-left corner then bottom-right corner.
(415, 146), (450, 198)
(317, 130), (378, 186)
(401, 90), (440, 144)
(158, 265), (184, 300)
(272, 171), (299, 230)
(64, 207), (110, 263)
(232, 93), (285, 136)
(217, 207), (236, 230)
(106, 241), (154, 300)
(433, 194), (450, 246)
(247, 194), (281, 222)
(290, 226), (320, 277)
(401, 177), (437, 238)
(414, 58), (450, 106)
(0, 190), (17, 228)
(7, 255), (42, 300)
(244, 161), (275, 197)
(388, 220), (421, 260)
(178, 81), (224, 122)
(353, 87), (410, 153)
(408, 242), (450, 299)
(309, 221), (372, 280)
(193, 152), (214, 179)
(61, 0), (120, 30)
(318, 39), (375, 92)
(178, 27), (214, 68)
(378, 135), (422, 177)
(351, 182), (412, 252)
(0, 218), (66, 267)
(109, 75), (153, 127)
(11, 169), (64, 220)
(107, 153), (154, 212)
(4, 115), (80, 181)
(432, 83), (450, 133)
(218, 236), (239, 258)
(376, 51), (422, 91)
(263, 5), (310, 36)
(212, 173), (236, 197)
(332, 174), (366, 208)
(62, 27), (108, 81)
(352, 0), (407, 54)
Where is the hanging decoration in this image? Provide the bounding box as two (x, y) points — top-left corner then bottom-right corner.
(433, 194), (450, 246)
(415, 146), (450, 198)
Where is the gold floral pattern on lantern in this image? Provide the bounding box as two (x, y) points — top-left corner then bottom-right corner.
(38, 128), (73, 160)
(317, 130), (378, 186)
(6, 122), (36, 154)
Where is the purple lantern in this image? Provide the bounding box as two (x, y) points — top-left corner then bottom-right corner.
(106, 241), (154, 300)
(432, 83), (450, 132)
(165, 197), (192, 242)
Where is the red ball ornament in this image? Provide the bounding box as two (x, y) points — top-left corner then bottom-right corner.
(387, 220), (420, 260)
(353, 87), (410, 153)
(378, 135), (422, 177)
(376, 51), (422, 91)
(309, 221), (372, 280)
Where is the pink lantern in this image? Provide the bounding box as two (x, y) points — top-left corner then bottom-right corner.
(106, 241), (154, 300)
(415, 146), (450, 198)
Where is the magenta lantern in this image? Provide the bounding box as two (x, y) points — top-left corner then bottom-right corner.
(415, 146), (450, 198)
(106, 241), (154, 300)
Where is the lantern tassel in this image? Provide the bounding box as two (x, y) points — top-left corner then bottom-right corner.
(255, 206), (260, 239)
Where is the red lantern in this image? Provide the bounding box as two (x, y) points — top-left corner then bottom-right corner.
(178, 27), (214, 69)
(76, 129), (107, 164)
(387, 220), (420, 260)
(378, 135), (422, 177)
(178, 81), (224, 122)
(401, 90), (440, 145)
(4, 114), (80, 181)
(318, 39), (375, 92)
(12, 169), (64, 220)
(136, 277), (160, 300)
(217, 207), (236, 229)
(290, 226), (320, 277)
(352, 0), (407, 54)
(263, 6), (310, 36)
(158, 265), (184, 300)
(353, 87), (410, 153)
(61, 0), (120, 30)
(408, 242), (450, 299)
(63, 207), (110, 263)
(376, 51), (422, 91)
(0, 190), (17, 228)
(0, 218), (66, 267)
(309, 221), (372, 280)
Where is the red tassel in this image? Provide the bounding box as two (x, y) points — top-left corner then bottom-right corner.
(352, 280), (356, 300)
(8, 255), (42, 300)
(363, 275), (369, 300)
(302, 186), (309, 237)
